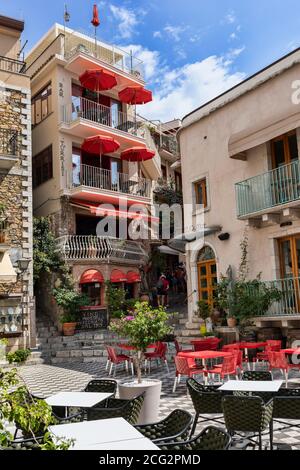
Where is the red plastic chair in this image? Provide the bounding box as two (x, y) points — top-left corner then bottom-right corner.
(173, 356), (206, 392)
(256, 340), (282, 364)
(268, 351), (300, 386)
(106, 346), (133, 377)
(206, 354), (239, 382)
(193, 338), (222, 352)
(144, 342), (169, 373)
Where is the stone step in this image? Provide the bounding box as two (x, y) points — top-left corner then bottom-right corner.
(175, 328), (201, 336)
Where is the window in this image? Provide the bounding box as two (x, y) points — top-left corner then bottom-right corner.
(33, 145), (53, 188)
(271, 131), (298, 169)
(194, 178), (207, 208)
(161, 165), (167, 181)
(174, 171), (182, 191)
(32, 83), (52, 126)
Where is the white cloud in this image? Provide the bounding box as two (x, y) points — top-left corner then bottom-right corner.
(225, 11), (236, 24)
(164, 24), (187, 42)
(142, 53), (246, 122)
(153, 31), (162, 39)
(229, 32), (237, 40)
(121, 44), (161, 81)
(109, 5), (139, 39)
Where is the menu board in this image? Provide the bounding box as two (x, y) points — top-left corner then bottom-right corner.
(78, 308), (108, 330)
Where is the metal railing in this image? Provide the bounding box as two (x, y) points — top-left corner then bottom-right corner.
(57, 235), (147, 262)
(72, 163), (152, 199)
(236, 160), (300, 217)
(64, 30), (144, 80)
(0, 128), (20, 156)
(154, 133), (179, 155)
(67, 96), (139, 136)
(257, 277), (300, 316)
(0, 56), (25, 74)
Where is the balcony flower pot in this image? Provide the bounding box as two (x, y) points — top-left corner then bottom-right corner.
(118, 379), (162, 425)
(62, 322), (77, 336)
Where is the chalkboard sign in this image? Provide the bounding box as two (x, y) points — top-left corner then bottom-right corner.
(78, 308), (108, 330)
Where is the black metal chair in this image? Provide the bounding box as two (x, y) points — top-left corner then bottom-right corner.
(84, 379), (117, 396)
(240, 370), (274, 403)
(134, 409), (193, 444)
(87, 393), (144, 425)
(273, 388), (300, 433)
(187, 378), (224, 436)
(158, 426), (231, 450)
(222, 395), (273, 450)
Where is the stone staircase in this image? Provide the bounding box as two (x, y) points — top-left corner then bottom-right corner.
(174, 314), (203, 345)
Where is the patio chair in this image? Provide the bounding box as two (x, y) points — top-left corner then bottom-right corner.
(4, 436), (44, 450)
(222, 395), (273, 450)
(268, 351), (300, 386)
(273, 388), (300, 434)
(157, 426), (231, 451)
(173, 356), (206, 393)
(135, 409), (193, 444)
(86, 393), (144, 425)
(174, 338), (194, 354)
(193, 338), (222, 352)
(84, 379), (117, 396)
(239, 370), (273, 403)
(144, 342), (169, 373)
(106, 346), (134, 377)
(206, 353), (239, 382)
(187, 378), (224, 436)
(256, 340), (282, 365)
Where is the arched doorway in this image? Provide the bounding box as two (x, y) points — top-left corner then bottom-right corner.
(197, 246), (217, 305)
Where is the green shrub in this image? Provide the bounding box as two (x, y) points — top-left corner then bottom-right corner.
(6, 349), (31, 364)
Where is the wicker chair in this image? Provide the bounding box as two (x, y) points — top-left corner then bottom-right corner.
(187, 378), (224, 436)
(158, 426), (231, 451)
(240, 371), (274, 403)
(273, 388), (300, 433)
(222, 395), (273, 450)
(87, 393), (144, 425)
(3, 436), (44, 450)
(135, 409), (192, 444)
(84, 379), (117, 396)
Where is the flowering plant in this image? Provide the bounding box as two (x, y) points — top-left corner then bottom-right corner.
(109, 302), (172, 383)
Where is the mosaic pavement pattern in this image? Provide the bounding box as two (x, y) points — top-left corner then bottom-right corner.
(17, 360), (300, 450)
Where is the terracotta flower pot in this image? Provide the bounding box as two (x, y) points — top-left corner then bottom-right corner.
(140, 294), (150, 303)
(62, 322), (77, 336)
(227, 317), (237, 328)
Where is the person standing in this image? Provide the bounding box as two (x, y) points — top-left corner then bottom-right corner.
(157, 274), (169, 307)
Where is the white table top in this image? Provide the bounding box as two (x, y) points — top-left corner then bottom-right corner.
(74, 438), (159, 450)
(49, 418), (146, 448)
(218, 380), (283, 392)
(45, 391), (112, 408)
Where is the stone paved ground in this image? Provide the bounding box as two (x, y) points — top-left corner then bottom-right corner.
(16, 359), (300, 450)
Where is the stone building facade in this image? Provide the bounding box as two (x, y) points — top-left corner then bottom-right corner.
(0, 15), (34, 349)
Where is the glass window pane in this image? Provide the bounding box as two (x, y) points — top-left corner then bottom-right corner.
(273, 139), (285, 167)
(200, 266), (206, 276)
(200, 279), (207, 288)
(288, 133), (298, 162)
(201, 291), (208, 300)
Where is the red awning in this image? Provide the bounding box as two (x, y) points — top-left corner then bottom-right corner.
(71, 200), (160, 223)
(118, 86), (152, 105)
(121, 147), (155, 162)
(126, 271), (141, 283)
(110, 269), (127, 283)
(79, 69), (117, 92)
(81, 135), (120, 155)
(80, 269), (104, 284)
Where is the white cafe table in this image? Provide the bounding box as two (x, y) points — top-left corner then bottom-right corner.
(218, 380), (283, 393)
(45, 392), (112, 416)
(49, 417), (159, 450)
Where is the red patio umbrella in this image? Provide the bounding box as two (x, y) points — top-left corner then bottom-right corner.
(118, 86), (153, 105)
(81, 135), (120, 166)
(121, 146), (155, 176)
(79, 69), (117, 92)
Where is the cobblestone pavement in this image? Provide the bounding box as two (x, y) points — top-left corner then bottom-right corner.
(17, 360), (300, 450)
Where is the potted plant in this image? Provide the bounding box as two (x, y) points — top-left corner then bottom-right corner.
(196, 300), (212, 334)
(109, 302), (172, 424)
(53, 287), (89, 336)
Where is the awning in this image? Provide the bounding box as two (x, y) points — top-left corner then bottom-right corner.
(158, 245), (181, 256)
(110, 269), (127, 283)
(0, 251), (17, 283)
(126, 271), (141, 283)
(168, 226), (222, 253)
(80, 269), (104, 284)
(71, 200), (159, 222)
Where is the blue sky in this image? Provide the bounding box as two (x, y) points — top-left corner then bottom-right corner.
(2, 0), (300, 121)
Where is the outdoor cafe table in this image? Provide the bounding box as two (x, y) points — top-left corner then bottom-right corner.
(49, 417), (159, 450)
(45, 392), (112, 417)
(178, 350), (231, 384)
(218, 380), (283, 393)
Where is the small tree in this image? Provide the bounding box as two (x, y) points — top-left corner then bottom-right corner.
(109, 302), (171, 383)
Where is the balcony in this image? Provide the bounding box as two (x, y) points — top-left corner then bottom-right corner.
(61, 97), (146, 147)
(235, 160), (300, 224)
(154, 134), (179, 161)
(57, 235), (147, 264)
(64, 30), (144, 86)
(67, 164), (152, 204)
(0, 128), (20, 169)
(0, 56), (25, 74)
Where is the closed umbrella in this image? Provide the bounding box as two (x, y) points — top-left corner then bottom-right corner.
(91, 4), (100, 55)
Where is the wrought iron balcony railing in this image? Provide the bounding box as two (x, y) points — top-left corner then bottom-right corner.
(236, 160), (300, 217)
(71, 163), (152, 199)
(0, 128), (20, 156)
(0, 56), (26, 74)
(57, 235), (147, 263)
(154, 133), (179, 156)
(256, 277), (300, 316)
